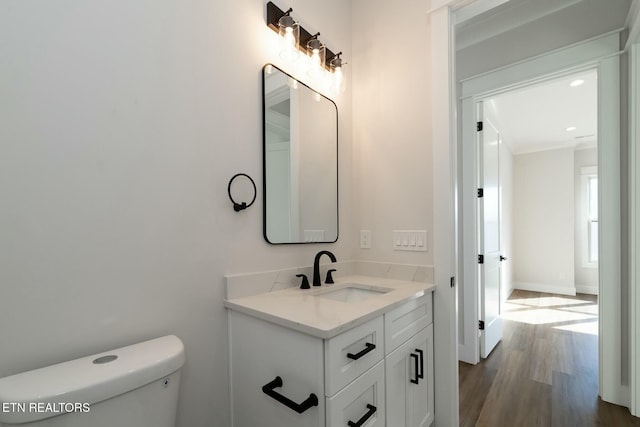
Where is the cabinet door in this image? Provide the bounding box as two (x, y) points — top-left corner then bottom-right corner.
(229, 311), (325, 427)
(385, 325), (434, 427)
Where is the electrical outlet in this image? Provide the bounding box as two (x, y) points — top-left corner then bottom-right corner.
(360, 230), (371, 249)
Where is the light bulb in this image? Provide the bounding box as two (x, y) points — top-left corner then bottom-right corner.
(330, 53), (346, 94)
(306, 37), (325, 78)
(333, 65), (345, 93)
(311, 49), (320, 66)
(281, 27), (297, 60)
(284, 28), (294, 48)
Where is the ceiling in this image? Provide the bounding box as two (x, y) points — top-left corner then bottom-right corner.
(485, 69), (597, 155)
(456, 0), (632, 51)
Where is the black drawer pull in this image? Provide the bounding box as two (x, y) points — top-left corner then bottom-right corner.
(416, 348), (424, 380)
(347, 342), (376, 360)
(348, 404), (377, 427)
(410, 353), (420, 384)
(261, 376), (318, 414)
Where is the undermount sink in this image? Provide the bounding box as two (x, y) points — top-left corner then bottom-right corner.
(315, 284), (392, 304)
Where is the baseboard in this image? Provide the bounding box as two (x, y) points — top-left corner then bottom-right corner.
(575, 285), (599, 295)
(512, 281), (576, 296)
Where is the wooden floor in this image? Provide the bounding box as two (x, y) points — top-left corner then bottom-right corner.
(459, 289), (640, 427)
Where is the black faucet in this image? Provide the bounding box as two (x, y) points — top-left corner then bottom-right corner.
(313, 250), (337, 286)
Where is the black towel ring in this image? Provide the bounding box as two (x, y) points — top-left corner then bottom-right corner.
(228, 173), (257, 212)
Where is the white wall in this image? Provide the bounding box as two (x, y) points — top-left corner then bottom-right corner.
(513, 148), (576, 295)
(351, 0), (433, 266)
(574, 148), (599, 294)
(0, 1), (352, 426)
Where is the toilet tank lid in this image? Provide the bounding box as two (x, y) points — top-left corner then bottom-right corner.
(0, 335), (184, 423)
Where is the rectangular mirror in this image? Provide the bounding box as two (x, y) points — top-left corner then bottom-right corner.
(263, 64), (338, 244)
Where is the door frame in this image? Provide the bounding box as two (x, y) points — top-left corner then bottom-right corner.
(630, 40), (640, 418)
(457, 31), (625, 406)
(627, 0), (640, 416)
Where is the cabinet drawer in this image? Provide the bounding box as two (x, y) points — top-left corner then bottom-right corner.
(384, 293), (432, 354)
(324, 316), (384, 396)
(326, 360), (386, 427)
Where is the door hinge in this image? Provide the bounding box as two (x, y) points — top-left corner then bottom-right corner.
(477, 188), (484, 198)
(479, 320), (485, 330)
(477, 121), (483, 131)
(478, 254), (484, 264)
(450, 276), (455, 288)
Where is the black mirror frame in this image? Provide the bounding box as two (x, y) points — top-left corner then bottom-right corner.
(262, 64), (339, 245)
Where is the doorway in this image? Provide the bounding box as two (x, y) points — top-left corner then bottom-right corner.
(459, 71), (608, 424)
(477, 69), (600, 358)
(457, 31), (624, 407)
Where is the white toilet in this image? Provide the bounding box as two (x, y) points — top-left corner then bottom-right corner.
(0, 335), (184, 427)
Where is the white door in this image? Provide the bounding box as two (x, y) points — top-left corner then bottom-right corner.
(477, 102), (503, 358)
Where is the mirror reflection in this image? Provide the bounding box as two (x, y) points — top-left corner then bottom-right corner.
(263, 64), (338, 244)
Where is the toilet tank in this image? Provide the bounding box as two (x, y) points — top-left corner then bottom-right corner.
(0, 335), (184, 427)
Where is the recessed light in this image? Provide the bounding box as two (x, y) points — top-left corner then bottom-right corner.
(570, 79), (584, 87)
(566, 126), (577, 131)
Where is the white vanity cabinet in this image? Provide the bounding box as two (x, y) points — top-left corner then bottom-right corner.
(228, 289), (433, 427)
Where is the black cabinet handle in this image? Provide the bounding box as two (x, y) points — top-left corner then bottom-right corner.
(348, 404), (377, 427)
(500, 255), (508, 261)
(416, 349), (424, 380)
(347, 342), (376, 360)
(410, 353), (419, 384)
(261, 376), (318, 414)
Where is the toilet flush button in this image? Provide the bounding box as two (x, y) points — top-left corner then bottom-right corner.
(93, 355), (118, 364)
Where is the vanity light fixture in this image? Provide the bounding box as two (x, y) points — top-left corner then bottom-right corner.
(277, 8), (299, 61)
(306, 33), (326, 78)
(267, 1), (346, 93)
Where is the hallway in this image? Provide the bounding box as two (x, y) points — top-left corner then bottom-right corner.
(459, 290), (640, 426)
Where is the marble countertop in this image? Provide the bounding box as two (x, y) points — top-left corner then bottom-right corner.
(224, 275), (435, 339)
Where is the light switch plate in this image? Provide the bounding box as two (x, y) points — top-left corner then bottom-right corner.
(393, 230), (428, 252)
(360, 230), (371, 249)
